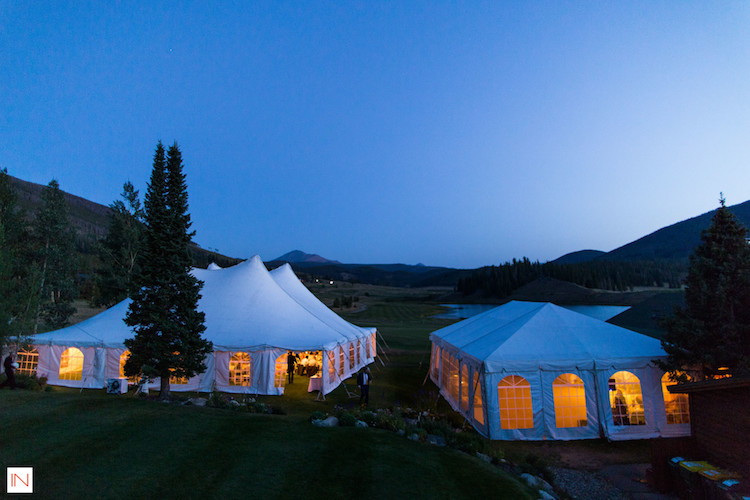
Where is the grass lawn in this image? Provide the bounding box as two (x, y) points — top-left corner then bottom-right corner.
(0, 390), (534, 499)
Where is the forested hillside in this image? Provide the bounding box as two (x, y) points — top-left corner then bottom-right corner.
(457, 257), (685, 299)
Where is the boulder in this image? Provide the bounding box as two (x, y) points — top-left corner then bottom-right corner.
(520, 474), (554, 493)
(312, 416), (339, 428)
(427, 434), (447, 446)
(537, 490), (556, 500)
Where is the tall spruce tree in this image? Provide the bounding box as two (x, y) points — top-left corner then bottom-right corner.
(32, 179), (77, 333)
(124, 142), (211, 399)
(0, 169), (35, 346)
(659, 196), (750, 380)
(95, 181), (145, 307)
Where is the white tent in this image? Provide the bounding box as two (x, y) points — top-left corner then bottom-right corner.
(429, 301), (690, 441)
(30, 256), (377, 395)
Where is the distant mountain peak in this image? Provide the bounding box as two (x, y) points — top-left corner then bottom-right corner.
(275, 250), (341, 264)
(552, 249), (606, 264)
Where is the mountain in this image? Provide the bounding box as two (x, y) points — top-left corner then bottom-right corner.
(8, 174), (242, 268)
(600, 200), (750, 262)
(552, 249), (606, 264)
(274, 250), (340, 264)
(10, 175), (111, 240)
(552, 200), (750, 264)
(266, 260), (468, 288)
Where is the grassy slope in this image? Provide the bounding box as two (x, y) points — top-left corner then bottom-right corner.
(0, 391), (532, 499)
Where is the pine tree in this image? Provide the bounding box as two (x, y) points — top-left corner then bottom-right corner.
(659, 196), (750, 380)
(32, 179), (77, 332)
(94, 182), (145, 307)
(125, 142), (211, 399)
(0, 169), (35, 346)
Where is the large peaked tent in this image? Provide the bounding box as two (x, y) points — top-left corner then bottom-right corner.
(429, 301), (690, 441)
(31, 256), (377, 395)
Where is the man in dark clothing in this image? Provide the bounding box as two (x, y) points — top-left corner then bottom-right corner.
(287, 352), (297, 384)
(357, 367), (372, 405)
(1, 355), (16, 389)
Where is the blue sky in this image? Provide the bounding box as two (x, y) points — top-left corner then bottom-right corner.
(2, 2), (749, 268)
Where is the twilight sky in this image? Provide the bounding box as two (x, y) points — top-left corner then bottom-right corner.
(2, 2), (749, 269)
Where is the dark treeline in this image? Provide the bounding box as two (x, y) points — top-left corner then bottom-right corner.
(456, 257), (686, 298)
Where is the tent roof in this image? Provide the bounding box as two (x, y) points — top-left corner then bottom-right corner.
(270, 263), (375, 341)
(34, 256), (371, 351)
(430, 301), (667, 372)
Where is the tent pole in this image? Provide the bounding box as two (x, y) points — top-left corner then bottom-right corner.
(376, 330), (392, 351)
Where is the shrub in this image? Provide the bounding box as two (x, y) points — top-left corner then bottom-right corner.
(358, 410), (376, 426)
(420, 418), (454, 439)
(309, 410), (327, 422)
(452, 430), (481, 454)
(375, 410), (405, 431)
(491, 448), (505, 464)
(521, 454), (553, 484)
(8, 373), (47, 391)
(338, 411), (357, 427)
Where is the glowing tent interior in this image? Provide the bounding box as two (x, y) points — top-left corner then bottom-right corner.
(429, 301), (690, 441)
(28, 256), (377, 395)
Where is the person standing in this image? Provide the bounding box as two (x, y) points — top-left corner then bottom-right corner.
(1, 354), (16, 390)
(287, 351), (298, 384)
(357, 366), (372, 405)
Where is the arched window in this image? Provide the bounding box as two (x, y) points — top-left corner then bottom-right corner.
(366, 336), (371, 358)
(229, 352), (252, 387)
(460, 364), (469, 412)
(274, 353), (287, 388)
(59, 348), (84, 381)
(430, 344), (440, 380)
(327, 351), (336, 383)
(498, 375), (533, 430)
(338, 346), (345, 376)
(439, 349), (459, 403)
(370, 333), (377, 358)
(553, 373), (587, 428)
(608, 371), (645, 426)
(349, 342), (355, 369)
(16, 348), (38, 376)
(356, 340), (361, 365)
(119, 350), (140, 383)
(473, 371), (484, 425)
(661, 373), (690, 424)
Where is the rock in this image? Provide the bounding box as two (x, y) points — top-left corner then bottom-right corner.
(355, 420), (368, 428)
(521, 474), (553, 491)
(228, 399), (240, 407)
(404, 418), (418, 426)
(537, 490), (556, 500)
(312, 416), (339, 427)
(396, 429), (406, 436)
(408, 433), (420, 441)
(476, 452), (492, 463)
(427, 434), (447, 446)
(190, 397), (208, 407)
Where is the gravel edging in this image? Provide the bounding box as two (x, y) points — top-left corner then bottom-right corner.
(551, 467), (628, 500)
